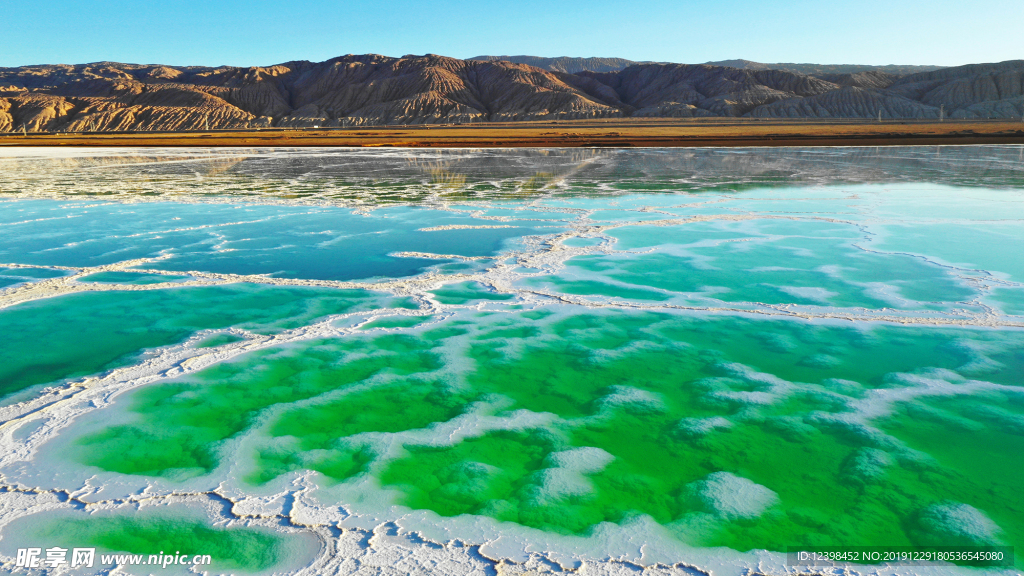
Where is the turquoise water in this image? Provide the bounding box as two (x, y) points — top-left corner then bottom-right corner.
(0, 266), (70, 289)
(0, 147), (1022, 576)
(77, 271), (192, 284)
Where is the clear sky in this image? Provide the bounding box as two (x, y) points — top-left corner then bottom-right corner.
(2, 0), (1020, 68)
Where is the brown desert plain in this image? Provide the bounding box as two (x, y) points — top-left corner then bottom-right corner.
(1, 118), (1023, 148)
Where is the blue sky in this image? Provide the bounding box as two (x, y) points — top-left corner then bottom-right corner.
(2, 0), (1020, 68)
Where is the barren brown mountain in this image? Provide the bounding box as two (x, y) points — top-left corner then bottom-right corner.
(0, 54), (1021, 132)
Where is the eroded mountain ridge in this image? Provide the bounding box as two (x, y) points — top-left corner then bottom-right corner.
(0, 54), (1021, 131)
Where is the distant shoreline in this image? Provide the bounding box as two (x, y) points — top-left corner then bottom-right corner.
(1, 119), (1022, 148)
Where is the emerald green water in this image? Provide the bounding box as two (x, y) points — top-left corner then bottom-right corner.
(2, 147), (1023, 575)
(9, 510), (287, 572)
(63, 309), (1024, 564)
(0, 285), (380, 397)
(879, 393), (1024, 549)
(76, 333), (445, 479)
(429, 281), (515, 304)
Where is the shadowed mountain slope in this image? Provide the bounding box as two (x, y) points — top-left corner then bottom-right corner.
(579, 64), (841, 117)
(704, 59), (944, 76)
(0, 55), (1020, 131)
(470, 56), (943, 77)
(816, 71), (899, 90)
(749, 60), (1024, 119)
(468, 55), (646, 74)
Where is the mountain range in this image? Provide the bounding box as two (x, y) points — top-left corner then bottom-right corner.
(471, 56), (944, 77)
(1, 54), (1021, 132)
